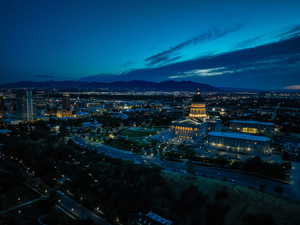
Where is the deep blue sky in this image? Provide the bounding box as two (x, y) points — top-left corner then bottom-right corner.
(1, 0), (300, 89)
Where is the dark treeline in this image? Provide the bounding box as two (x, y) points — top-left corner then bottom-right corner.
(0, 128), (278, 225)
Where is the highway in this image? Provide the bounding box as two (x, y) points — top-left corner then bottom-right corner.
(56, 191), (110, 225)
(72, 137), (300, 201)
(0, 196), (47, 215)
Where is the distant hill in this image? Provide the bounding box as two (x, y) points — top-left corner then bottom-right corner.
(0, 80), (219, 92)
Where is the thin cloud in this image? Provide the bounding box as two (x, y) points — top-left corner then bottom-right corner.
(147, 55), (182, 66)
(234, 35), (264, 49)
(169, 54), (300, 79)
(277, 24), (300, 40)
(145, 24), (243, 66)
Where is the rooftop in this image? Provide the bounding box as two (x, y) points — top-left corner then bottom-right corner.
(146, 211), (173, 225)
(172, 118), (202, 126)
(82, 121), (102, 128)
(230, 120), (274, 126)
(208, 131), (270, 142)
(0, 129), (12, 134)
(191, 89), (204, 103)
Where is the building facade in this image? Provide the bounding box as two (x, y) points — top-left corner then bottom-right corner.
(170, 119), (207, 142)
(229, 120), (275, 136)
(207, 131), (271, 155)
(56, 110), (75, 118)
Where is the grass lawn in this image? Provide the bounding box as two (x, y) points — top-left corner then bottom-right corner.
(120, 127), (160, 138)
(162, 171), (300, 225)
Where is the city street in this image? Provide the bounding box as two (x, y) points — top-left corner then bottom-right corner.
(56, 191), (110, 225)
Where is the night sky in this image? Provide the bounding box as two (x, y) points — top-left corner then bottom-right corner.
(1, 0), (300, 89)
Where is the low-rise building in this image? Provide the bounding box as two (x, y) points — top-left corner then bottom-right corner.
(283, 142), (300, 160)
(207, 131), (272, 155)
(131, 211), (173, 225)
(0, 129), (12, 136)
(111, 112), (129, 120)
(229, 120), (275, 136)
(82, 121), (103, 133)
(56, 110), (75, 118)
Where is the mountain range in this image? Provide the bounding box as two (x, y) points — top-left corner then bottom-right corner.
(0, 80), (220, 92)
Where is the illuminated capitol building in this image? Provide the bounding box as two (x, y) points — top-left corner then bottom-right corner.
(170, 89), (273, 157)
(171, 119), (206, 142)
(170, 89), (274, 157)
(188, 89), (208, 119)
(170, 89), (208, 142)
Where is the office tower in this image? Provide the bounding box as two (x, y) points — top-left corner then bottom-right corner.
(16, 89), (34, 121)
(26, 90), (33, 121)
(63, 93), (71, 110)
(0, 96), (4, 118)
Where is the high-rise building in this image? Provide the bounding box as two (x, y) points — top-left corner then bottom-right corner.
(188, 89), (207, 120)
(16, 89), (34, 121)
(26, 90), (33, 121)
(0, 96), (4, 117)
(16, 90), (25, 120)
(62, 93), (71, 110)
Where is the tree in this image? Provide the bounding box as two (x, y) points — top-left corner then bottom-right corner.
(178, 144), (196, 160)
(242, 213), (277, 225)
(259, 184), (265, 192)
(215, 189), (229, 201)
(274, 185), (284, 194)
(186, 160), (196, 175)
(281, 151), (290, 161)
(206, 202), (230, 225)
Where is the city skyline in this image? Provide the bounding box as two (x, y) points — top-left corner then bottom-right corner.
(1, 2), (300, 224)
